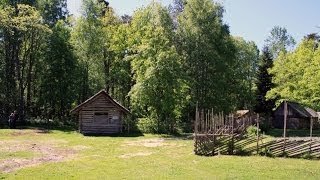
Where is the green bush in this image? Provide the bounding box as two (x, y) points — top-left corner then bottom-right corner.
(280, 151), (288, 158)
(246, 125), (261, 136)
(137, 118), (158, 133)
(234, 148), (251, 156)
(259, 147), (274, 157)
(302, 152), (313, 159)
(122, 117), (140, 133)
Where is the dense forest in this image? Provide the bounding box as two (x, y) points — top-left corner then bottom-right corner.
(0, 0), (319, 133)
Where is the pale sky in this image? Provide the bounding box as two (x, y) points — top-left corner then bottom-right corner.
(67, 0), (320, 49)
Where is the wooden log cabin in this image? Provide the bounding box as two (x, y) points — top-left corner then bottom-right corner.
(71, 90), (130, 135)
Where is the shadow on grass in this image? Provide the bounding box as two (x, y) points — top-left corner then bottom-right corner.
(6, 124), (78, 134)
(3, 125), (145, 137)
(160, 133), (193, 140)
(84, 132), (193, 139)
(83, 132), (144, 137)
(266, 129), (320, 137)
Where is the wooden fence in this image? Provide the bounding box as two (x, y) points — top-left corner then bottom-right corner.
(193, 102), (320, 159)
(194, 105), (255, 156)
(195, 132), (320, 158)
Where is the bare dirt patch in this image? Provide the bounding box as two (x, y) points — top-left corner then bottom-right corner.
(123, 139), (167, 147)
(122, 138), (186, 148)
(0, 131), (89, 173)
(119, 152), (152, 159)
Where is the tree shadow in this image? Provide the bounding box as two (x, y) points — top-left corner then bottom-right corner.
(266, 129), (320, 137)
(13, 124), (77, 134)
(160, 133), (193, 140)
(83, 131), (144, 137)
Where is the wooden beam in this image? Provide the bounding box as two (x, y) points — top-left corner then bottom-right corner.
(283, 100), (288, 156)
(195, 102), (198, 135)
(256, 113), (260, 154)
(310, 117), (313, 153)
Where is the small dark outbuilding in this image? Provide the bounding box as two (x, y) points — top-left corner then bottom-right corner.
(273, 101), (318, 129)
(71, 90), (130, 135)
(234, 110), (257, 126)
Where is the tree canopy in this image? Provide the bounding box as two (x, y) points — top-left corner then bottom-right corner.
(267, 39), (320, 110)
(1, 0), (317, 133)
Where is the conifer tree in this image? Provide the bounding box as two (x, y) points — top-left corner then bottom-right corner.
(254, 47), (275, 129)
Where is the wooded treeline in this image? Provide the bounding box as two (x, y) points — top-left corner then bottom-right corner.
(0, 0), (318, 133)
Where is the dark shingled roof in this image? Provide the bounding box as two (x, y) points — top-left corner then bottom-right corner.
(286, 101), (318, 118)
(71, 90), (130, 114)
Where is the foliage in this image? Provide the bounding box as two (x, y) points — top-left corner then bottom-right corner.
(265, 26), (296, 58)
(259, 147), (274, 157)
(1, 0), (313, 134)
(301, 152), (313, 160)
(136, 118), (159, 134)
(177, 0), (241, 114)
(70, 0), (106, 101)
(0, 3), (51, 120)
(245, 125), (261, 136)
(267, 39), (320, 110)
(37, 0), (68, 27)
(232, 37), (259, 109)
(254, 47), (275, 129)
(127, 2), (187, 133)
(38, 20), (78, 119)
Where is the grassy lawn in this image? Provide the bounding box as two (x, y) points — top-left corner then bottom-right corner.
(0, 129), (320, 179)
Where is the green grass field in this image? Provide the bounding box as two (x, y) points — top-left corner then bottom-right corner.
(1, 129), (320, 180)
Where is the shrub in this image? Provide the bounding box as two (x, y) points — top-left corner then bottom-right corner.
(246, 125), (261, 136)
(259, 147), (274, 157)
(280, 151), (288, 158)
(137, 118), (158, 133)
(123, 117), (140, 133)
(302, 152), (313, 160)
(234, 147), (251, 156)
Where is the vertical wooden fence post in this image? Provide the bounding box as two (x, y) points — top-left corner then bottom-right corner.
(256, 113), (260, 155)
(310, 117), (313, 153)
(282, 100), (288, 156)
(194, 102), (198, 155)
(195, 102), (198, 135)
(231, 114), (234, 155)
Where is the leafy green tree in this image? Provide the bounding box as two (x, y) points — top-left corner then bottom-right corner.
(38, 20), (77, 120)
(37, 0), (68, 27)
(267, 39), (320, 110)
(265, 26), (296, 58)
(128, 2), (187, 133)
(177, 0), (236, 113)
(71, 0), (106, 101)
(71, 1), (132, 108)
(0, 4), (50, 120)
(107, 21), (132, 107)
(232, 37), (259, 109)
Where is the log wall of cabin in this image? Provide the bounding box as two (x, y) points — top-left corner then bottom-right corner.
(79, 94), (123, 134)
